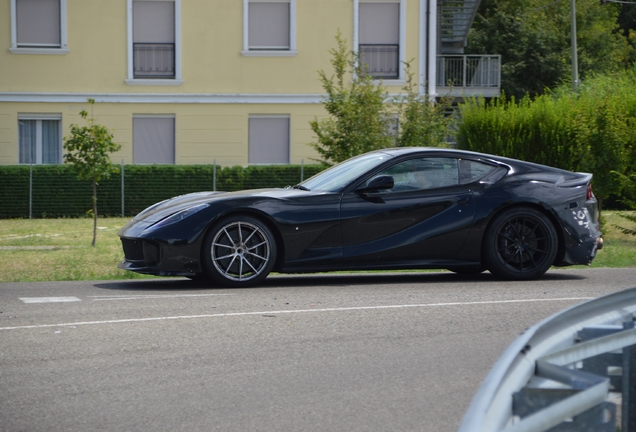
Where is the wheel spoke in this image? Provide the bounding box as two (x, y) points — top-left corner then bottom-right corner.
(498, 244), (515, 253)
(526, 221), (540, 237)
(524, 249), (538, 270)
(506, 221), (522, 238)
(247, 240), (268, 251)
(504, 249), (522, 266)
(241, 257), (259, 274)
(243, 229), (258, 245)
(245, 250), (267, 261)
(222, 228), (237, 247)
(237, 222), (244, 243)
(214, 252), (237, 260)
(212, 242), (234, 250)
(527, 246), (547, 254)
(498, 233), (516, 243)
(222, 255), (238, 276)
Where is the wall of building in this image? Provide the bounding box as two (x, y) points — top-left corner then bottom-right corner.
(0, 101), (330, 166)
(1, 0), (427, 165)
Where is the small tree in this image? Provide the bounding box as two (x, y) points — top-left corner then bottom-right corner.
(64, 99), (121, 246)
(394, 61), (453, 148)
(310, 31), (393, 164)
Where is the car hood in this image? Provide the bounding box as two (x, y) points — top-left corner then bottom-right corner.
(133, 188), (308, 223)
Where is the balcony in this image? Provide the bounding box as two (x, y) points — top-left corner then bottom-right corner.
(436, 55), (501, 98)
(133, 43), (175, 79)
(359, 44), (399, 79)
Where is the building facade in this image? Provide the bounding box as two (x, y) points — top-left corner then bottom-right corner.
(0, 0), (497, 167)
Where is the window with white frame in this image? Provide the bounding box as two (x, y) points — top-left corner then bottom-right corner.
(248, 116), (290, 164)
(242, 0), (297, 56)
(133, 116), (175, 164)
(18, 115), (62, 164)
(357, 0), (404, 80)
(127, 0), (182, 84)
(10, 0), (68, 54)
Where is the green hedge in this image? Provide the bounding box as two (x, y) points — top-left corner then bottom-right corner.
(456, 70), (636, 209)
(0, 164), (325, 219)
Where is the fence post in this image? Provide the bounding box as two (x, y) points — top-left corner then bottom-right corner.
(121, 160), (125, 218)
(300, 159), (304, 182)
(29, 164), (33, 219)
(213, 159), (216, 192)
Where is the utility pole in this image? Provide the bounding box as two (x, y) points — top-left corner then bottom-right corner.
(570, 0), (579, 89)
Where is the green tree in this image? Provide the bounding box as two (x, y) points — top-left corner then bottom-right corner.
(64, 99), (121, 246)
(310, 32), (393, 164)
(394, 61), (453, 148)
(466, 0), (633, 100)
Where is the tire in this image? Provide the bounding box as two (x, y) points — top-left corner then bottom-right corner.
(483, 207), (558, 280)
(202, 215), (277, 288)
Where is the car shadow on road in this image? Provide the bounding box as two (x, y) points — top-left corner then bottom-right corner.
(93, 270), (587, 292)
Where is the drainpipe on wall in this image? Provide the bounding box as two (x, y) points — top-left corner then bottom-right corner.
(428, 0), (437, 101)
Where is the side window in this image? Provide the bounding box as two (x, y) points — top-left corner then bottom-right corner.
(358, 0), (402, 80)
(18, 116), (62, 164)
(378, 158), (459, 192)
(132, 0), (176, 79)
(459, 159), (498, 184)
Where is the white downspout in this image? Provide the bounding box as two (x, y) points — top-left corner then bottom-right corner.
(428, 0), (437, 101)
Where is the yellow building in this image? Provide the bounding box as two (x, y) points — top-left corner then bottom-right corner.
(0, 0), (499, 166)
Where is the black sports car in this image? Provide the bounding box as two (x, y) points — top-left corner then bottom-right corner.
(118, 147), (603, 287)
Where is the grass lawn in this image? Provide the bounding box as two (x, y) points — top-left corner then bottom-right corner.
(0, 211), (634, 283)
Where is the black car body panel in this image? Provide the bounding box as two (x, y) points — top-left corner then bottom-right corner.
(118, 148), (602, 283)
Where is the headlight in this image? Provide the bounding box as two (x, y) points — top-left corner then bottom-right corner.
(145, 204), (209, 232)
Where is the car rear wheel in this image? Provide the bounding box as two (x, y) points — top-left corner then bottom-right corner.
(203, 215), (277, 287)
(484, 207), (557, 280)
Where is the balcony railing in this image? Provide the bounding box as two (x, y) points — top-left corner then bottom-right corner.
(436, 55), (501, 96)
(133, 43), (175, 79)
(359, 44), (399, 79)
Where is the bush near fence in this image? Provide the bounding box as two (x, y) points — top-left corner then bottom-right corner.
(0, 164), (326, 219)
(456, 71), (636, 210)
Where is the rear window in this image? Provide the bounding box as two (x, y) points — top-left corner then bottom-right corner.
(459, 159), (499, 184)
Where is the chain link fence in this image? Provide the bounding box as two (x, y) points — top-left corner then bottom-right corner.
(0, 161), (325, 219)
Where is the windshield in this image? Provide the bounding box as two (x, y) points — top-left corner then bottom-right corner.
(299, 152), (393, 192)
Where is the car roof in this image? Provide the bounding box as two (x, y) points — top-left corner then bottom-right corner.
(373, 147), (501, 161)
(373, 147), (580, 176)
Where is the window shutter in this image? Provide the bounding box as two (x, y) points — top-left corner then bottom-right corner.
(359, 2), (399, 45)
(133, 117), (175, 164)
(16, 0), (61, 46)
(133, 1), (175, 43)
(248, 2), (290, 49)
(249, 117), (290, 164)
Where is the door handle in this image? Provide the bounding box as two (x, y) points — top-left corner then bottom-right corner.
(457, 198), (470, 206)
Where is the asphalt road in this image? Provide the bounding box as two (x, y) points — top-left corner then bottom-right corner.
(1, 268), (635, 432)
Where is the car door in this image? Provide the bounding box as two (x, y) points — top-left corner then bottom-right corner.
(339, 157), (476, 266)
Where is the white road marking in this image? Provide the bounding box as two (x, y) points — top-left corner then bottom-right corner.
(88, 293), (235, 301)
(1, 297), (593, 331)
(19, 297), (81, 304)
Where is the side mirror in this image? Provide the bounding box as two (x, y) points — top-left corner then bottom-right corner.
(356, 175), (394, 193)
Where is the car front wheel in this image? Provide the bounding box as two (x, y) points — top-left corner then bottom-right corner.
(484, 207), (558, 280)
(203, 215), (277, 287)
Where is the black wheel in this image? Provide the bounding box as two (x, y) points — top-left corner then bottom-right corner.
(202, 215), (277, 288)
(484, 207), (558, 280)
